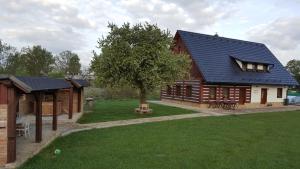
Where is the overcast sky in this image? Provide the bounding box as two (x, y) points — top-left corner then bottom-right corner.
(0, 0), (299, 67)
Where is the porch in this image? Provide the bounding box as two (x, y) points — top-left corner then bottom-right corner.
(5, 112), (82, 168)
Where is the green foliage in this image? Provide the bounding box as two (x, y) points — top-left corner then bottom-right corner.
(21, 45), (55, 76)
(48, 71), (65, 78)
(19, 111), (300, 169)
(78, 99), (195, 123)
(0, 40), (24, 75)
(286, 59), (300, 84)
(91, 23), (190, 103)
(55, 50), (81, 77)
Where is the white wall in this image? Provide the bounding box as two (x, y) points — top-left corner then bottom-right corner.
(251, 85), (287, 103)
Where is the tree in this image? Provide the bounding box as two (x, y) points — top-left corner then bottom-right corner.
(21, 45), (55, 76)
(0, 40), (23, 75)
(55, 50), (81, 77)
(286, 59), (300, 84)
(91, 23), (190, 109)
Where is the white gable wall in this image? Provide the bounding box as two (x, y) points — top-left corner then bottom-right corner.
(251, 85), (287, 103)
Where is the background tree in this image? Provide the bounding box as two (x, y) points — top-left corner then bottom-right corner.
(0, 40), (24, 75)
(55, 50), (81, 77)
(21, 45), (55, 76)
(286, 59), (300, 84)
(91, 23), (190, 110)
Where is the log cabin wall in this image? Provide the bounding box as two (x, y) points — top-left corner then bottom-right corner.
(18, 94), (63, 116)
(202, 84), (251, 103)
(161, 80), (201, 103)
(72, 90), (79, 113)
(0, 84), (8, 165)
(57, 90), (70, 114)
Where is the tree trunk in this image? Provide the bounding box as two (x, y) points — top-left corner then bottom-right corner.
(139, 88), (147, 105)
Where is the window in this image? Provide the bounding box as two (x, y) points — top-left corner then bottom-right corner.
(166, 85), (172, 95)
(277, 88), (283, 98)
(176, 85), (181, 96)
(247, 63), (253, 70)
(257, 64), (264, 70)
(222, 88), (229, 99)
(186, 85), (192, 97)
(209, 87), (216, 100)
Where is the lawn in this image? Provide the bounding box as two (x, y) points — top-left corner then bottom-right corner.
(77, 99), (196, 123)
(20, 110), (300, 169)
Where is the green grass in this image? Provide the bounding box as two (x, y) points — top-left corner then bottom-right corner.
(20, 110), (300, 169)
(77, 99), (196, 123)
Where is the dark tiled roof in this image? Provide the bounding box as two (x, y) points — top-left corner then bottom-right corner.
(177, 30), (299, 86)
(72, 79), (89, 87)
(16, 76), (72, 91)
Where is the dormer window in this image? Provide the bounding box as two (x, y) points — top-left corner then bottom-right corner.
(247, 63), (253, 70)
(257, 64), (264, 70)
(232, 56), (271, 73)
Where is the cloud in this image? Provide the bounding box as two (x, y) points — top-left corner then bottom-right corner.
(2, 27), (85, 53)
(0, 0), (238, 67)
(247, 17), (300, 64)
(0, 0), (94, 54)
(118, 0), (236, 32)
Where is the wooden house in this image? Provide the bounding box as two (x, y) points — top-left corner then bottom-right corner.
(161, 30), (299, 108)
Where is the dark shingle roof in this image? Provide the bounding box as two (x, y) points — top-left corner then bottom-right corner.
(178, 30), (299, 86)
(72, 79), (89, 87)
(16, 76), (72, 91)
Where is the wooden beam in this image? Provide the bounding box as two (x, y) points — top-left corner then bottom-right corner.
(7, 87), (16, 163)
(35, 92), (43, 143)
(52, 92), (57, 131)
(77, 88), (81, 113)
(68, 88), (73, 119)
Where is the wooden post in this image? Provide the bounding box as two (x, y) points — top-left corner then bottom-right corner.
(77, 88), (81, 113)
(7, 87), (16, 163)
(68, 88), (73, 119)
(52, 92), (57, 131)
(35, 92), (43, 143)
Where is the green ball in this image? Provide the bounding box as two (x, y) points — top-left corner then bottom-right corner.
(54, 149), (61, 155)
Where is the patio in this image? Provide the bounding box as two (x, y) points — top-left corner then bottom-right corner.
(5, 112), (82, 169)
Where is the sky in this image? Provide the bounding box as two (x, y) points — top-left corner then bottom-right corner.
(0, 0), (300, 67)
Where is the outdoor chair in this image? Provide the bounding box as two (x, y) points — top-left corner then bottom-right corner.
(16, 122), (30, 138)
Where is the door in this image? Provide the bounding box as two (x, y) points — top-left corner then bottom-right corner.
(239, 88), (246, 104)
(261, 88), (267, 104)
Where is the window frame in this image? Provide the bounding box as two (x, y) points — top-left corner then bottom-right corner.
(185, 85), (192, 97)
(209, 87), (216, 100)
(166, 85), (172, 95)
(175, 85), (181, 96)
(222, 87), (229, 99)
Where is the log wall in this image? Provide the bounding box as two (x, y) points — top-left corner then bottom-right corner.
(161, 80), (201, 103)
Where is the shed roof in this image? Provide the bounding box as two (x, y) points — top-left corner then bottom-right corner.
(67, 79), (89, 88)
(177, 30), (299, 86)
(16, 76), (72, 91)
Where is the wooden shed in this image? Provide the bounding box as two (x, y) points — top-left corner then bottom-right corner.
(0, 75), (88, 165)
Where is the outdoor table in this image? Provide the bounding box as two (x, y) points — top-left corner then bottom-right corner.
(208, 100), (222, 108)
(222, 101), (238, 110)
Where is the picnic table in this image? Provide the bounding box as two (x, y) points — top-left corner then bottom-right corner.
(208, 100), (238, 110)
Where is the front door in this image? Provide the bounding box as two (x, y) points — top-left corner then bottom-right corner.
(239, 88), (246, 104)
(261, 88), (267, 104)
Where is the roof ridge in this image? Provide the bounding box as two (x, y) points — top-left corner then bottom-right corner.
(177, 30), (265, 47)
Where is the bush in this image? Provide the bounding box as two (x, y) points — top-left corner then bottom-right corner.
(84, 86), (161, 100)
